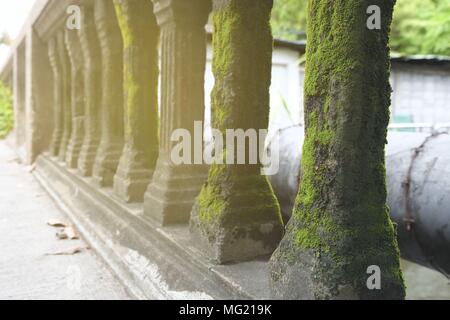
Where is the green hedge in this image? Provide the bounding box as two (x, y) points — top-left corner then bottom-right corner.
(0, 82), (13, 139)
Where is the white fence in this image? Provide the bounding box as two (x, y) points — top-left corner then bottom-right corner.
(388, 123), (450, 134)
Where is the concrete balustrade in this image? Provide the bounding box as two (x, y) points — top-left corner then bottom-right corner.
(0, 0), (378, 299)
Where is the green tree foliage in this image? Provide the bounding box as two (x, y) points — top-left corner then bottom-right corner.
(0, 82), (13, 139)
(271, 0), (308, 41)
(272, 0), (450, 56)
(391, 0), (450, 56)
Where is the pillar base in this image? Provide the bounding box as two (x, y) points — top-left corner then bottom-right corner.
(113, 150), (154, 203)
(189, 174), (284, 264)
(144, 158), (208, 226)
(58, 136), (70, 162)
(92, 141), (123, 187)
(65, 139), (83, 169)
(268, 233), (317, 300)
(269, 220), (407, 300)
(49, 130), (63, 157)
(78, 139), (100, 177)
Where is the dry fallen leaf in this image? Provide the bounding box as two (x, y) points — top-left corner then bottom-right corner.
(56, 229), (69, 240)
(65, 226), (79, 240)
(45, 246), (88, 256)
(47, 219), (68, 228)
(54, 226), (79, 240)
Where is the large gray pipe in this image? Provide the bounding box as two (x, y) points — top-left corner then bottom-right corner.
(267, 126), (450, 276)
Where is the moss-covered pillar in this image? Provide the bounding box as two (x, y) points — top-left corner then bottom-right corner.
(64, 29), (85, 169)
(78, 5), (102, 177)
(143, 0), (211, 224)
(189, 0), (284, 263)
(269, 0), (406, 299)
(47, 37), (64, 157)
(92, 0), (124, 187)
(55, 31), (71, 162)
(112, 0), (159, 203)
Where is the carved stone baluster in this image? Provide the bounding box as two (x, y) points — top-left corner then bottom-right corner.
(78, 5), (102, 177)
(64, 28), (85, 168)
(92, 0), (124, 186)
(56, 31), (71, 162)
(47, 37), (64, 157)
(113, 0), (159, 202)
(189, 0), (284, 263)
(143, 0), (212, 225)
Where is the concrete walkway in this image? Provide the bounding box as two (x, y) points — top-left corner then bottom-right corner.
(0, 140), (132, 300)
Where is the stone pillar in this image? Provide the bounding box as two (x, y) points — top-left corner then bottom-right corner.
(27, 30), (54, 163)
(143, 0), (211, 224)
(78, 5), (102, 177)
(113, 0), (159, 203)
(13, 45), (26, 160)
(47, 37), (64, 157)
(8, 32), (52, 164)
(92, 0), (124, 187)
(189, 0), (284, 264)
(56, 31), (71, 162)
(269, 0), (405, 299)
(64, 29), (85, 168)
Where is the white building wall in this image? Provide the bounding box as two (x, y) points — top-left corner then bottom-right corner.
(194, 44), (450, 140)
(204, 44), (303, 140)
(390, 64), (450, 124)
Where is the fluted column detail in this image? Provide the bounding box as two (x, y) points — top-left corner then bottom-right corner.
(47, 37), (64, 157)
(92, 0), (124, 187)
(189, 0), (284, 263)
(112, 0), (159, 203)
(143, 0), (211, 225)
(78, 5), (102, 177)
(56, 31), (71, 162)
(65, 28), (85, 168)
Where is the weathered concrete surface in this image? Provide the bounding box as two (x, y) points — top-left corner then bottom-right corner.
(402, 260), (450, 300)
(0, 140), (132, 300)
(33, 152), (270, 300)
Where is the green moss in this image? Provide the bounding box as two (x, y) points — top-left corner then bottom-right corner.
(0, 82), (13, 139)
(271, 0), (406, 299)
(196, 165), (227, 223)
(212, 5), (239, 80)
(123, 66), (138, 136)
(197, 187), (226, 223)
(295, 226), (321, 250)
(193, 1), (283, 253)
(113, 0), (159, 159)
(114, 1), (133, 49)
